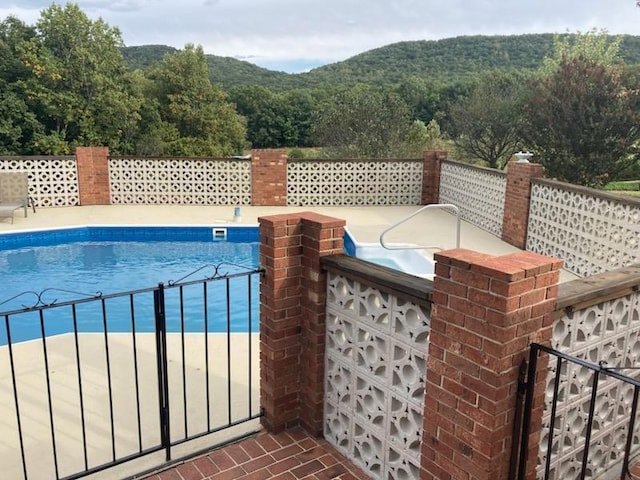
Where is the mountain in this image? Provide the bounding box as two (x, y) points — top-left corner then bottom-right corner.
(206, 56), (293, 89)
(121, 44), (178, 69)
(121, 34), (640, 90)
(305, 34), (557, 86)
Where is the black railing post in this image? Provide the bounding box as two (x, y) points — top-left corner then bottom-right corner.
(5, 315), (28, 480)
(101, 298), (117, 463)
(40, 310), (60, 480)
(621, 386), (640, 480)
(154, 283), (171, 461)
(517, 344), (540, 480)
(544, 357), (564, 478)
(509, 359), (528, 479)
(580, 370), (600, 479)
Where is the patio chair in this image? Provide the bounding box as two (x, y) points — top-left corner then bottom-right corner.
(0, 172), (35, 223)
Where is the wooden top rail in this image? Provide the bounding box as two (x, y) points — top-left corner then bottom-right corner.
(556, 263), (640, 317)
(321, 253), (433, 307)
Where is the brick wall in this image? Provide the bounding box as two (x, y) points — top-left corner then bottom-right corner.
(422, 248), (562, 480)
(422, 150), (448, 204)
(258, 212), (345, 434)
(501, 161), (544, 249)
(251, 149), (288, 206)
(76, 147), (110, 205)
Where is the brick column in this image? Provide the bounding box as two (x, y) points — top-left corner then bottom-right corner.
(501, 161), (544, 249)
(76, 147), (111, 205)
(251, 148), (288, 206)
(259, 212), (345, 434)
(421, 248), (562, 480)
(422, 150), (447, 204)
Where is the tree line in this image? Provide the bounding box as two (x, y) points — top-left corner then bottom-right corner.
(1, 3), (639, 188)
(0, 4), (245, 157)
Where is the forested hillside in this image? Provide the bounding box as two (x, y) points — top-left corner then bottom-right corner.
(122, 34), (640, 89)
(121, 44), (177, 69)
(207, 56), (292, 89)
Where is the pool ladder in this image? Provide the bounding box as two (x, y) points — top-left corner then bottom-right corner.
(379, 203), (460, 251)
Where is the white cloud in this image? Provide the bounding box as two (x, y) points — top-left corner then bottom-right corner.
(2, 0), (640, 71)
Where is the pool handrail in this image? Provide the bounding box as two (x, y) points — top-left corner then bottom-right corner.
(379, 203), (460, 251)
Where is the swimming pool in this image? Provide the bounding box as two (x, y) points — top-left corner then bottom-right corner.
(0, 226), (261, 343)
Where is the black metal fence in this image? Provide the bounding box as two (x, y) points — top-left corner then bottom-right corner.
(0, 263), (263, 480)
(514, 343), (640, 480)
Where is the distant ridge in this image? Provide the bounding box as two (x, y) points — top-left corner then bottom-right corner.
(121, 44), (178, 69)
(121, 33), (640, 90)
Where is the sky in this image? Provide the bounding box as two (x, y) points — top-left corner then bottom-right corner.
(2, 0), (640, 73)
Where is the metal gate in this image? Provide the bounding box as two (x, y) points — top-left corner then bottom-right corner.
(0, 264), (263, 480)
(512, 343), (640, 480)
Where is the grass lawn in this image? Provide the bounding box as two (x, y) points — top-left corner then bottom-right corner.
(604, 180), (640, 198)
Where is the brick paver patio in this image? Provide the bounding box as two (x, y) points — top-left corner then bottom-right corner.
(142, 428), (371, 480)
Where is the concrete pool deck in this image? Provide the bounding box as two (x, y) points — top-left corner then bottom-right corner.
(0, 332), (261, 480)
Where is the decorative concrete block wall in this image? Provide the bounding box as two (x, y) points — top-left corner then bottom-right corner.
(541, 265), (640, 478)
(287, 158), (424, 206)
(258, 210), (563, 480)
(439, 161), (507, 238)
(323, 272), (430, 478)
(0, 155), (79, 207)
(527, 179), (640, 277)
(109, 156), (252, 205)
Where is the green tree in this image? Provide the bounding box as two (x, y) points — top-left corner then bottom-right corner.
(394, 77), (444, 124)
(541, 29), (622, 75)
(117, 69), (161, 154)
(0, 91), (43, 154)
(282, 89), (314, 147)
(312, 85), (411, 158)
(17, 3), (140, 153)
(398, 120), (446, 158)
(521, 56), (640, 186)
(448, 72), (526, 168)
(230, 86), (313, 148)
(435, 79), (475, 135)
(145, 44), (246, 156)
(521, 31), (640, 187)
(0, 17), (43, 154)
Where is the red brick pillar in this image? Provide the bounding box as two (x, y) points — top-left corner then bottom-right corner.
(421, 248), (562, 480)
(422, 150), (447, 204)
(76, 147), (111, 205)
(259, 212), (345, 434)
(251, 149), (288, 206)
(501, 161), (544, 249)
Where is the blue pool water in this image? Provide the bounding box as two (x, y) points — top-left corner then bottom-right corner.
(1, 226), (432, 344)
(0, 226), (260, 344)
